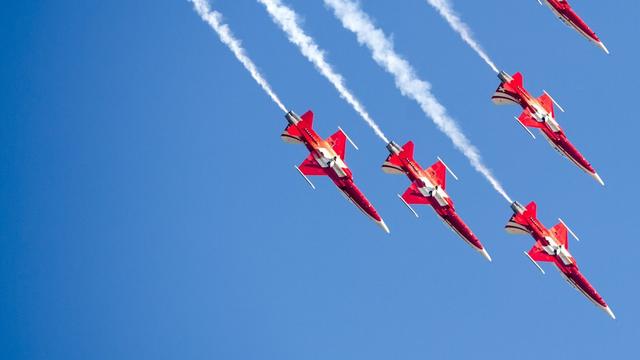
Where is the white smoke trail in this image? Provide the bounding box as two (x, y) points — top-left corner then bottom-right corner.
(258, 0), (389, 143)
(425, 0), (499, 73)
(190, 0), (287, 112)
(325, 0), (512, 203)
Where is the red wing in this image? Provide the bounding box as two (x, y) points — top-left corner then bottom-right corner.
(298, 154), (327, 176)
(551, 222), (569, 249)
(327, 129), (347, 159)
(426, 160), (447, 190)
(528, 243), (555, 263)
(537, 93), (555, 118)
(401, 183), (429, 205)
(518, 109), (543, 128)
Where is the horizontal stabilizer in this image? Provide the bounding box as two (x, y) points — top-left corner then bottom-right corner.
(281, 124), (303, 144)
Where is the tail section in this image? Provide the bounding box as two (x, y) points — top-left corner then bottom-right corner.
(282, 110), (314, 144)
(493, 72), (524, 105)
(382, 141), (414, 175)
(505, 201), (537, 235)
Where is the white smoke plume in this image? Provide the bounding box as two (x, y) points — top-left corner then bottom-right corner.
(190, 0), (287, 112)
(325, 0), (512, 203)
(258, 0), (389, 143)
(425, 0), (499, 73)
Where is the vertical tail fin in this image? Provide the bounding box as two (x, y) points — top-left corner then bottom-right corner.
(492, 72), (523, 105)
(382, 141), (414, 174)
(282, 110), (314, 144)
(505, 201), (537, 234)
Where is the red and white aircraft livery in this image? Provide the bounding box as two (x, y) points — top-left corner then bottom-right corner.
(282, 110), (389, 233)
(539, 0), (609, 54)
(382, 141), (491, 261)
(506, 201), (615, 319)
(493, 71), (604, 186)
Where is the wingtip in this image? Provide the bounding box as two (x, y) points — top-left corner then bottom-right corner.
(598, 42), (610, 55)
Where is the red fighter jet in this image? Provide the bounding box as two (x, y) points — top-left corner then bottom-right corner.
(506, 201), (615, 319)
(382, 141), (491, 261)
(282, 110), (389, 233)
(493, 71), (604, 186)
(539, 0), (609, 54)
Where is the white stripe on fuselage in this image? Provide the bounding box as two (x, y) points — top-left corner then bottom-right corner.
(543, 1), (597, 44)
(540, 131), (591, 173)
(560, 271), (605, 310)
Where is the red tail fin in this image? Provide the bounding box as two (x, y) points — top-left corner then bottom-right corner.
(382, 141), (414, 174)
(300, 111), (314, 127)
(281, 110), (314, 144)
(511, 72), (524, 88)
(492, 72), (524, 105)
(505, 201), (537, 234)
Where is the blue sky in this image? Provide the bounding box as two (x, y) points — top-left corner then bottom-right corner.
(1, 0), (639, 359)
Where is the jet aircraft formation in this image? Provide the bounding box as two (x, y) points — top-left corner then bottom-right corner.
(196, 1), (614, 318)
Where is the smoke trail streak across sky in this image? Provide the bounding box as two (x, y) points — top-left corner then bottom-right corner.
(425, 0), (499, 73)
(258, 0), (389, 144)
(324, 0), (512, 203)
(190, 0), (287, 112)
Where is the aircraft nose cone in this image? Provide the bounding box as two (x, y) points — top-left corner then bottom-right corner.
(377, 219), (391, 234)
(479, 248), (493, 262)
(591, 172), (605, 186)
(604, 306), (616, 320)
(598, 41), (610, 55)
